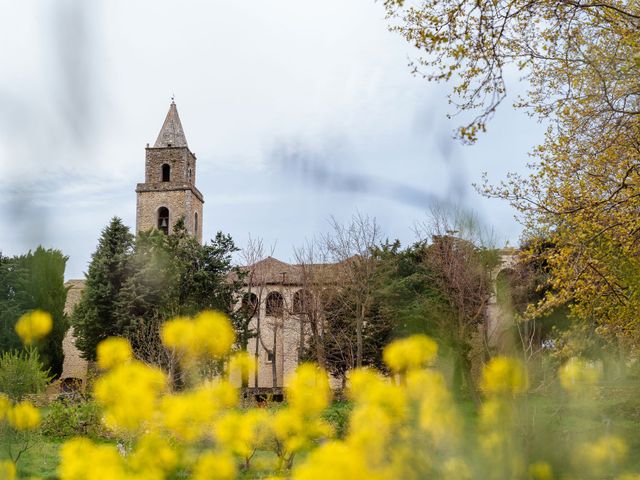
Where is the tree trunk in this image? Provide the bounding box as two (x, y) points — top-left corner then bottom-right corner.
(271, 326), (278, 388)
(356, 303), (364, 368)
(253, 313), (261, 388)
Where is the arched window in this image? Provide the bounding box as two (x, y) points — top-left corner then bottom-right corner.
(293, 289), (313, 315)
(188, 168), (192, 182)
(162, 164), (171, 182)
(157, 207), (169, 234)
(241, 292), (259, 317)
(265, 292), (284, 317)
(194, 212), (198, 236)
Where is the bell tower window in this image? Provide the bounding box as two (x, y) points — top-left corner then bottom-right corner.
(194, 212), (198, 236)
(162, 164), (171, 182)
(158, 207), (169, 234)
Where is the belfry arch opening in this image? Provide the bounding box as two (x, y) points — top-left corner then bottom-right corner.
(158, 207), (169, 234)
(162, 164), (171, 182)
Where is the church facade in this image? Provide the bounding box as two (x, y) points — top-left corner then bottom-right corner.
(60, 101), (318, 390)
(58, 101), (518, 392)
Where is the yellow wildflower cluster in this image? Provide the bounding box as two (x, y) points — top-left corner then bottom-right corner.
(7, 400), (41, 431)
(559, 357), (602, 392)
(272, 365), (334, 464)
(161, 311), (235, 362)
(574, 435), (628, 477)
(11, 308), (635, 480)
(480, 356), (528, 396)
(96, 337), (133, 370)
(14, 309), (52, 345)
(93, 360), (167, 433)
(0, 460), (16, 480)
(293, 338), (462, 479)
(0, 394), (40, 431)
(382, 334), (438, 374)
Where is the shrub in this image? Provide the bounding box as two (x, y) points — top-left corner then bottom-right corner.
(322, 401), (352, 439)
(0, 349), (51, 401)
(40, 400), (106, 439)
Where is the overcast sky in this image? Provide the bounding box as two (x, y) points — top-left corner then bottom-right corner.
(0, 0), (544, 279)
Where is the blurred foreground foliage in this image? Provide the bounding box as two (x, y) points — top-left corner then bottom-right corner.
(2, 310), (639, 479)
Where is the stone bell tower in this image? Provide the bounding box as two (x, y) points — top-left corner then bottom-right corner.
(135, 100), (204, 243)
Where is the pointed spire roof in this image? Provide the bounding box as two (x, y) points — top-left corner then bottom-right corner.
(154, 100), (188, 148)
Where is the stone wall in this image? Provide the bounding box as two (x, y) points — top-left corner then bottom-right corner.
(145, 147), (196, 185)
(135, 187), (203, 242)
(60, 280), (88, 386)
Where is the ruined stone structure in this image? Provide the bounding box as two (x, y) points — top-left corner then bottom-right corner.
(59, 280), (89, 390)
(136, 101), (204, 242)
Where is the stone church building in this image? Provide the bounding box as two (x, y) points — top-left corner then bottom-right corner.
(60, 101), (516, 391)
(60, 102), (334, 390)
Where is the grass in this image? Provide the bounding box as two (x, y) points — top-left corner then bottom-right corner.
(0, 435), (61, 479)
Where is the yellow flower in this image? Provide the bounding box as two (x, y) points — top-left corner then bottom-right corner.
(15, 310), (52, 345)
(272, 409), (333, 453)
(442, 457), (472, 480)
(347, 404), (393, 462)
(480, 356), (528, 396)
(161, 381), (238, 442)
(286, 363), (331, 416)
(93, 361), (166, 433)
(195, 310), (236, 358)
(528, 461), (553, 480)
(193, 451), (237, 480)
(161, 316), (197, 356)
(293, 441), (384, 480)
(7, 400), (40, 430)
(58, 437), (126, 480)
(0, 393), (11, 421)
(161, 311), (235, 360)
(348, 368), (407, 419)
(406, 370), (460, 444)
(129, 432), (178, 476)
(215, 409), (269, 458)
(96, 337), (133, 370)
(228, 350), (256, 383)
(574, 435), (628, 476)
(559, 357), (601, 392)
(383, 335), (438, 373)
(0, 460), (16, 480)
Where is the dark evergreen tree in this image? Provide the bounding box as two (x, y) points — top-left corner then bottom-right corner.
(0, 252), (27, 353)
(72, 217), (133, 360)
(113, 218), (246, 368)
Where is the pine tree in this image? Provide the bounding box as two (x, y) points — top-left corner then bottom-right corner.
(72, 217), (133, 360)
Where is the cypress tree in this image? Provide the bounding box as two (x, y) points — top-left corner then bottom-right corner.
(72, 217), (133, 360)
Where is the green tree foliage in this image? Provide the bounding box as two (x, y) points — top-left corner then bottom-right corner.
(114, 220), (244, 337)
(73, 217), (245, 365)
(373, 238), (495, 397)
(0, 348), (52, 401)
(0, 248), (69, 377)
(372, 241), (449, 337)
(386, 0), (640, 344)
(72, 217), (133, 361)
